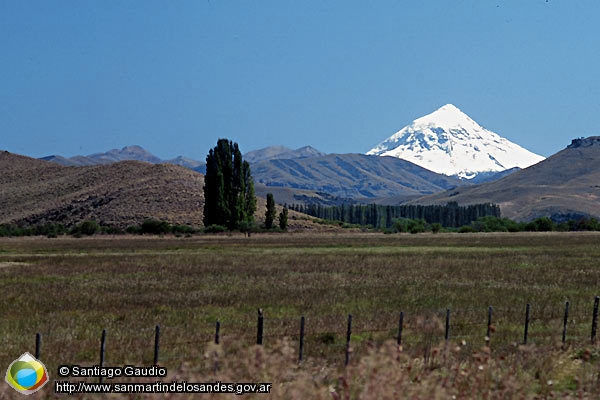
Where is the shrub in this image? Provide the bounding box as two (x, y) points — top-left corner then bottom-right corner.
(140, 219), (171, 234)
(471, 216), (508, 232)
(126, 225), (141, 234)
(407, 219), (426, 234)
(204, 224), (228, 234)
(392, 218), (410, 233)
(526, 217), (555, 232)
(70, 220), (100, 236)
(568, 217), (600, 231)
(172, 224), (195, 234)
(0, 224), (33, 237)
(102, 226), (124, 235)
(0, 225), (10, 237)
(34, 223), (67, 237)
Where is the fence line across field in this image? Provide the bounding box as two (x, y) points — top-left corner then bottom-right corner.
(31, 297), (600, 377)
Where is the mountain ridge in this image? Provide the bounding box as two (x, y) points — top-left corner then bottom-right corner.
(251, 153), (467, 201)
(6, 134), (600, 223)
(37, 143), (516, 205)
(41, 144), (327, 170)
(244, 145), (325, 163)
(409, 136), (600, 221)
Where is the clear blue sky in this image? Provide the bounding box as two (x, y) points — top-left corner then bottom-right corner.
(2, 1), (599, 160)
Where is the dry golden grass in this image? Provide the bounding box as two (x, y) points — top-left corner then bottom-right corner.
(15, 339), (600, 399)
(2, 232), (600, 398)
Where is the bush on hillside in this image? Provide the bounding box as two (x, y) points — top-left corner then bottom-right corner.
(140, 219), (171, 234)
(70, 220), (100, 236)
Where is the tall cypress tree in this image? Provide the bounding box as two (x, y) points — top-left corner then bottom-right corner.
(279, 206), (288, 231)
(265, 193), (276, 229)
(203, 139), (256, 230)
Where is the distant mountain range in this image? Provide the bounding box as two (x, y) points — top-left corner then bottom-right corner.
(42, 105), (544, 186)
(41, 144), (325, 173)
(41, 143), (511, 204)
(244, 145), (325, 163)
(251, 153), (466, 202)
(25, 104), (600, 223)
(367, 104), (545, 179)
(41, 145), (203, 169)
(3, 134), (600, 224)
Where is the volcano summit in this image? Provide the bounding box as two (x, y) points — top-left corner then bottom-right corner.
(367, 104), (545, 179)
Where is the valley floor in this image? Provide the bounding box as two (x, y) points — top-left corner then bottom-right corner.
(2, 232), (600, 398)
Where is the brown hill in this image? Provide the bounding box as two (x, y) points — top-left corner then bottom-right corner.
(409, 137), (600, 221)
(0, 151), (205, 227)
(0, 151), (338, 232)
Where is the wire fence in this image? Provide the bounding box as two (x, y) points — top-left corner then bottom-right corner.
(27, 297), (600, 372)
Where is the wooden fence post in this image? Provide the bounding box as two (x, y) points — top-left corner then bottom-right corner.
(153, 325), (160, 366)
(215, 321), (220, 345)
(445, 309), (451, 342)
(523, 304), (531, 345)
(562, 301), (569, 347)
(592, 296), (599, 344)
(299, 316), (305, 363)
(345, 314), (352, 366)
(257, 309), (264, 345)
(486, 306), (493, 346)
(35, 333), (41, 360)
(397, 312), (404, 347)
(99, 329), (106, 384)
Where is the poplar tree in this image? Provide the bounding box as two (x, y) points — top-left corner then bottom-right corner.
(203, 139), (256, 230)
(279, 207), (288, 231)
(265, 193), (276, 229)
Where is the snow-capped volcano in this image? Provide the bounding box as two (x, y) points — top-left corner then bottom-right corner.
(367, 104), (545, 179)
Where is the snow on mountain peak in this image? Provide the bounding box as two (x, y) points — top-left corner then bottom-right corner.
(366, 104), (545, 179)
(414, 104), (480, 130)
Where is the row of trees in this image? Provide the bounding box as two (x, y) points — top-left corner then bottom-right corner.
(4, 214), (600, 238)
(292, 202), (501, 229)
(265, 193), (288, 230)
(464, 215), (600, 233)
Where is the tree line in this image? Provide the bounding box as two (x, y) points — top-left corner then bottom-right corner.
(291, 202), (501, 229)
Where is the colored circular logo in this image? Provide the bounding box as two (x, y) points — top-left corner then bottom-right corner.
(5, 353), (49, 395)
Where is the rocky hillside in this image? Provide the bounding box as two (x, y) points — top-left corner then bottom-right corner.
(1, 151), (205, 227)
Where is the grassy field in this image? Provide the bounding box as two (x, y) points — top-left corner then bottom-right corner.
(2, 232), (600, 398)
